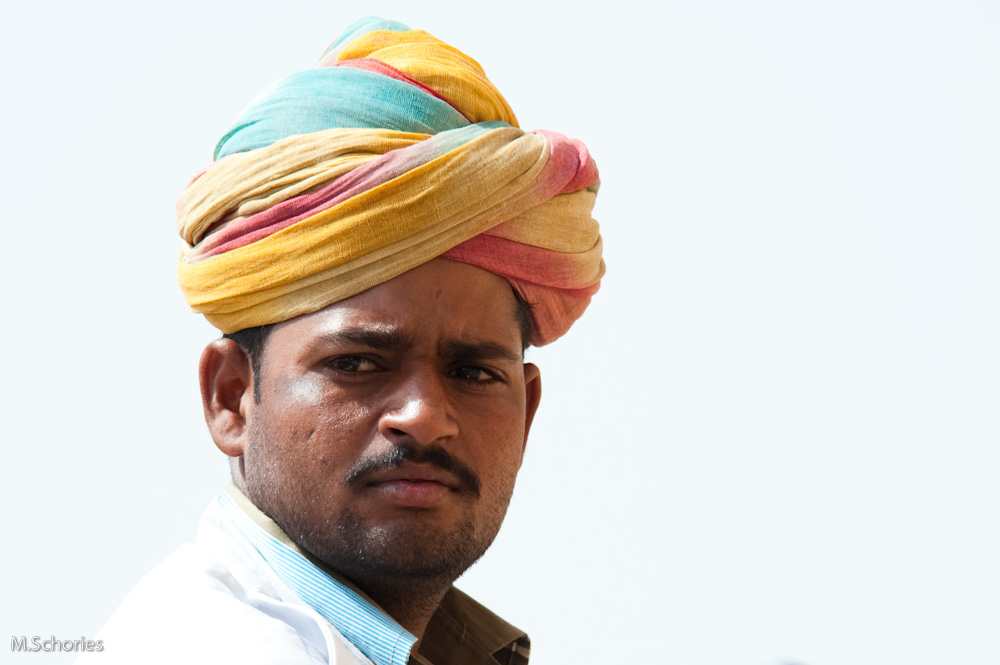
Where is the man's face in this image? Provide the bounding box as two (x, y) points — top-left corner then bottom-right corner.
(236, 259), (541, 588)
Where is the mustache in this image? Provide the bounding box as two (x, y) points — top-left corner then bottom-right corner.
(344, 444), (482, 497)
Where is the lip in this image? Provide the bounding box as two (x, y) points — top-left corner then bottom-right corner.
(364, 462), (463, 489)
(363, 462), (462, 508)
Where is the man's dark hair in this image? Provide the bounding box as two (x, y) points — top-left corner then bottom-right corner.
(224, 322), (277, 403)
(224, 285), (534, 402)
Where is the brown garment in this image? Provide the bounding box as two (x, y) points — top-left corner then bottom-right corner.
(411, 587), (530, 665)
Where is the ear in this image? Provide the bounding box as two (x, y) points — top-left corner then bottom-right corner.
(520, 362), (542, 457)
(199, 339), (255, 458)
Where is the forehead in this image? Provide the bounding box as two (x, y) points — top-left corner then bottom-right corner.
(268, 259), (522, 354)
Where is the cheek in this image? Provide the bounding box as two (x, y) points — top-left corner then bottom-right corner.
(275, 372), (325, 405)
(467, 408), (527, 492)
(253, 374), (381, 470)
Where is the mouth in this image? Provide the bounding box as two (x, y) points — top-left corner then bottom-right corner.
(365, 461), (463, 488)
(363, 462), (463, 508)
(345, 444), (482, 498)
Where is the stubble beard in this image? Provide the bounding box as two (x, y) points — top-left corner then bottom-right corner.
(252, 476), (508, 612)
(242, 426), (513, 598)
(320, 505), (483, 588)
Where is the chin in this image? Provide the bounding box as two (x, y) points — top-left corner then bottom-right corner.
(315, 509), (492, 583)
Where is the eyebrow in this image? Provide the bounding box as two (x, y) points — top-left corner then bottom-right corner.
(314, 327), (414, 352)
(311, 327), (521, 362)
(440, 340), (522, 364)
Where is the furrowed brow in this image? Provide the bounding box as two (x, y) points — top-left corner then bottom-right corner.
(441, 340), (522, 364)
(316, 327), (413, 351)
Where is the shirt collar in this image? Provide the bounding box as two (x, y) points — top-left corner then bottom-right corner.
(221, 484), (530, 665)
(418, 588), (530, 665)
(220, 484), (416, 665)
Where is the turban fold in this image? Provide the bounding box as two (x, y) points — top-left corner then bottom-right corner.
(177, 17), (603, 345)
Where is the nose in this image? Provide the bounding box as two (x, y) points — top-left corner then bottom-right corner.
(378, 366), (459, 446)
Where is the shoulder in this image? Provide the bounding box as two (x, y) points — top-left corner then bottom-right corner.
(74, 495), (373, 665)
(76, 544), (329, 665)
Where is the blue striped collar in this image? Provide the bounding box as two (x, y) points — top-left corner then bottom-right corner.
(219, 486), (417, 665)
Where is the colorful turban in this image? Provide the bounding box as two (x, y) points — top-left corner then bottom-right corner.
(176, 17), (603, 346)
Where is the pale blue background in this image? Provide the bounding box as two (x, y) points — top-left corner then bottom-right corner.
(2, 1), (998, 664)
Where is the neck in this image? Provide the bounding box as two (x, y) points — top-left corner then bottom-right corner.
(349, 574), (453, 642)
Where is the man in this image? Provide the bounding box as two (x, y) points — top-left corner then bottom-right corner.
(80, 16), (603, 665)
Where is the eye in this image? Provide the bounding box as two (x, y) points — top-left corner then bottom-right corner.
(452, 365), (502, 384)
(327, 356), (380, 373)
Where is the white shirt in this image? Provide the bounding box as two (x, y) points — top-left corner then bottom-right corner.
(76, 495), (379, 665)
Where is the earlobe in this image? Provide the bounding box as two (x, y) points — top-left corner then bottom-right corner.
(199, 339), (255, 458)
(520, 363), (542, 456)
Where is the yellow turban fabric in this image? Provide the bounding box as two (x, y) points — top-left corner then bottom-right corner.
(176, 17), (603, 345)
